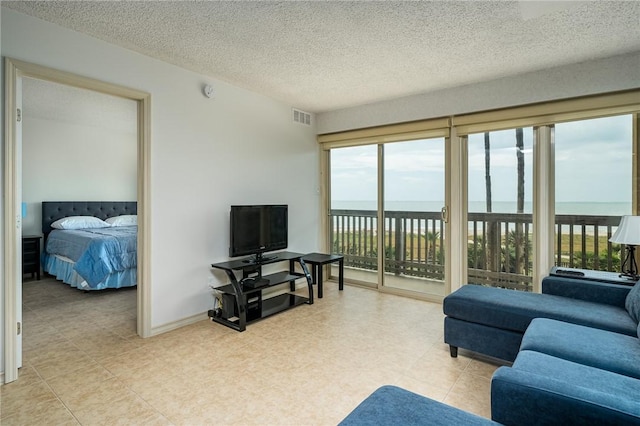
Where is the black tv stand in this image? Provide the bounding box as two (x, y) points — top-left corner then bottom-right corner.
(209, 251), (313, 331)
(242, 253), (278, 264)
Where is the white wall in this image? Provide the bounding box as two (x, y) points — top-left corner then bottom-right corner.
(21, 112), (138, 236)
(317, 51), (640, 134)
(0, 6), (321, 374)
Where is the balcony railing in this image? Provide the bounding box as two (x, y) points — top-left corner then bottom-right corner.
(330, 209), (623, 292)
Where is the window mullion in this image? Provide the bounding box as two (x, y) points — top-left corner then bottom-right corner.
(533, 125), (555, 293)
(447, 128), (467, 293)
(377, 144), (385, 289)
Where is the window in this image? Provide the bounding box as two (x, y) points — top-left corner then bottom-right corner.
(554, 115), (633, 271)
(330, 145), (379, 286)
(320, 90), (639, 297)
(467, 128), (534, 291)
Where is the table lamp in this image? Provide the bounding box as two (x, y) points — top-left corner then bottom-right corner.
(609, 215), (640, 281)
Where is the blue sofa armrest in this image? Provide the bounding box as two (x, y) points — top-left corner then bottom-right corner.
(339, 385), (498, 425)
(542, 276), (631, 307)
(491, 367), (640, 425)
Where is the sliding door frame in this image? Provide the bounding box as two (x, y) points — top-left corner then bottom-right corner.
(320, 90), (640, 299)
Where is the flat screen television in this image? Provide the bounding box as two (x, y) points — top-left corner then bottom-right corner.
(229, 205), (288, 262)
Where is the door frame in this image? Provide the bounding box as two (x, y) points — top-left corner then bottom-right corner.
(3, 58), (152, 383)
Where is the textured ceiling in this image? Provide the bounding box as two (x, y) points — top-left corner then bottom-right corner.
(5, 1), (640, 113)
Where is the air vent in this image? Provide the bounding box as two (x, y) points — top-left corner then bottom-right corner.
(292, 108), (311, 126)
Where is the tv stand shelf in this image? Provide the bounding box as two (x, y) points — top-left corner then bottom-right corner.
(209, 251), (313, 331)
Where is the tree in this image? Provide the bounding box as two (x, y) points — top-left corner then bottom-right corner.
(484, 132), (500, 273)
(514, 128), (526, 275)
(423, 231), (442, 264)
(485, 132), (492, 213)
(516, 128), (525, 214)
(503, 230), (532, 274)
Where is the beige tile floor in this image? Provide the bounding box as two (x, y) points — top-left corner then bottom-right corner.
(1, 277), (506, 425)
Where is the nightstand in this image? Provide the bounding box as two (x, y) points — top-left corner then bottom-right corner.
(22, 235), (42, 280)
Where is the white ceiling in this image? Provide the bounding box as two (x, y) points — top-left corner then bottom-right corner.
(5, 1), (640, 113)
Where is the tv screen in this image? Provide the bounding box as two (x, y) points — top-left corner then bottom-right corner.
(229, 205), (288, 259)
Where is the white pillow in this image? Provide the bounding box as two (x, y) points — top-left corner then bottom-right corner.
(105, 214), (137, 227)
(51, 216), (111, 230)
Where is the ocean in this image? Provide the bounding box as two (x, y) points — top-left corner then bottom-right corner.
(331, 200), (631, 216)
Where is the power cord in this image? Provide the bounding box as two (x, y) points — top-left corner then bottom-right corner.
(210, 285), (223, 318)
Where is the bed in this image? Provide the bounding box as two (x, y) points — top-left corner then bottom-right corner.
(41, 201), (138, 291)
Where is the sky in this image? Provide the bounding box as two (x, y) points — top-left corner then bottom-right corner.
(330, 114), (633, 212)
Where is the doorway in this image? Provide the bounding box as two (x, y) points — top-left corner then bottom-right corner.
(3, 58), (151, 383)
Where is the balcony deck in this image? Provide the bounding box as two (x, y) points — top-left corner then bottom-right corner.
(330, 209), (623, 292)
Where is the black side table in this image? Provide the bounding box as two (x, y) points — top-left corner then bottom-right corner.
(22, 235), (42, 280)
(301, 253), (344, 298)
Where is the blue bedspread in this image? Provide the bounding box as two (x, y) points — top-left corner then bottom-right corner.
(45, 226), (137, 288)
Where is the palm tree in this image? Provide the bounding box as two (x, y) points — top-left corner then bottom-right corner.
(503, 230), (532, 274)
(484, 132), (500, 273)
(514, 128), (526, 275)
(423, 231), (441, 263)
(468, 235), (487, 269)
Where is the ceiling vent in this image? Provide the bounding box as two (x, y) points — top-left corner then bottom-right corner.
(292, 108), (311, 126)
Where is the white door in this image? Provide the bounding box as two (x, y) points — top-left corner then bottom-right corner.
(4, 69), (24, 383)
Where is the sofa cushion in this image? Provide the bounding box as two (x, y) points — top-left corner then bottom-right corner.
(513, 351), (640, 399)
(339, 385), (498, 426)
(626, 282), (640, 324)
(444, 284), (637, 336)
(520, 318), (640, 379)
(542, 275), (631, 306)
(492, 351), (640, 425)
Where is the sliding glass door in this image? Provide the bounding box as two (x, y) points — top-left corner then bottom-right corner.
(329, 145), (379, 286)
(467, 127), (534, 291)
(322, 93), (639, 296)
(382, 138), (446, 296)
(327, 137), (447, 295)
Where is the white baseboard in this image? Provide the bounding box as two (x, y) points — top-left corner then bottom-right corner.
(0, 372), (5, 386)
(149, 312), (209, 337)
(148, 280), (311, 337)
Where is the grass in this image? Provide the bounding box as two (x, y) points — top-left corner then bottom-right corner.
(333, 229), (621, 270)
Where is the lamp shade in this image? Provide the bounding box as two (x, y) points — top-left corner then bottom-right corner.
(610, 215), (640, 245)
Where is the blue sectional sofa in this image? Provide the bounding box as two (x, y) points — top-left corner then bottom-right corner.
(443, 276), (637, 362)
(341, 277), (640, 425)
(444, 275), (640, 425)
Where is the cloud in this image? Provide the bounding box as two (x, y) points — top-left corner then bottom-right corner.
(331, 147), (377, 171)
(330, 115), (633, 204)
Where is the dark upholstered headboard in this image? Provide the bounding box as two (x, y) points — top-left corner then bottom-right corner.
(42, 201), (137, 237)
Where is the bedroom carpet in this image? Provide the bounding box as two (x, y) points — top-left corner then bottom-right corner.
(1, 277), (505, 425)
